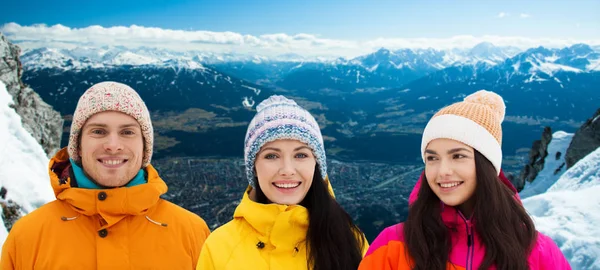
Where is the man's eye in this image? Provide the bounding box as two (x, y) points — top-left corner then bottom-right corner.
(122, 130), (135, 135)
(264, 153), (277, 159)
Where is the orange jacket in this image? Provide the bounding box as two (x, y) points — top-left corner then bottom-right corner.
(1, 148), (210, 270)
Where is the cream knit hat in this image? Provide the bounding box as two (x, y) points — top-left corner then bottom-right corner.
(68, 81), (154, 167)
(421, 90), (506, 175)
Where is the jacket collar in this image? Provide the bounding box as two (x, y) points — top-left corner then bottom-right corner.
(408, 170), (519, 229)
(49, 148), (168, 228)
(234, 187), (309, 249)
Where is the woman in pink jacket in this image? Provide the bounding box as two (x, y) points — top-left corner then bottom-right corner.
(359, 90), (571, 270)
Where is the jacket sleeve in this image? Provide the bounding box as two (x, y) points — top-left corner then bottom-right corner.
(359, 224), (408, 270)
(196, 243), (215, 270)
(1, 229), (16, 270)
(535, 233), (571, 270)
(361, 234), (370, 257)
(191, 218), (211, 269)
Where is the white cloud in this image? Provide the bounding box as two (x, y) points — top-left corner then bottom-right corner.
(497, 12), (510, 18)
(520, 13), (531, 18)
(2, 23), (600, 58)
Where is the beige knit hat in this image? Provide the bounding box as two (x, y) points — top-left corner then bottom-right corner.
(68, 81), (154, 168)
(421, 90), (505, 175)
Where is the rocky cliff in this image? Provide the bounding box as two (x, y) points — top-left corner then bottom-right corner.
(514, 126), (553, 191)
(0, 33), (63, 157)
(566, 108), (600, 168)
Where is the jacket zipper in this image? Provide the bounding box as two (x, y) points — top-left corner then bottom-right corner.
(459, 211), (474, 270)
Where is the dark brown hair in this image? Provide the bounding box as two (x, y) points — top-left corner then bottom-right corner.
(403, 150), (537, 270)
(255, 166), (365, 270)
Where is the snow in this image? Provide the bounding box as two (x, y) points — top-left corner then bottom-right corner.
(586, 58), (600, 71)
(512, 62), (521, 72)
(523, 147), (600, 269)
(524, 186), (600, 270)
(242, 97), (255, 108)
(111, 52), (159, 66)
(544, 55), (559, 62)
(0, 81), (55, 246)
(524, 73), (548, 83)
(548, 147), (600, 193)
(18, 44), (520, 71)
(520, 131), (573, 199)
(592, 115), (600, 125)
(241, 85), (261, 95)
(527, 58), (583, 75)
(538, 62), (582, 74)
(366, 64), (379, 72)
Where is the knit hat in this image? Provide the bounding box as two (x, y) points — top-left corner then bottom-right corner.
(68, 81), (154, 168)
(244, 95), (327, 187)
(421, 90), (505, 175)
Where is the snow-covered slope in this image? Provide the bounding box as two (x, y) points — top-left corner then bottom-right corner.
(0, 81), (55, 244)
(523, 147), (600, 270)
(520, 131), (574, 199)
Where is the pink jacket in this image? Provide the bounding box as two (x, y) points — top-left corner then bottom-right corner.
(360, 171), (571, 270)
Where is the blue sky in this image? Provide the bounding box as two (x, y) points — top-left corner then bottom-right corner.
(2, 0), (598, 39)
(2, 0), (599, 57)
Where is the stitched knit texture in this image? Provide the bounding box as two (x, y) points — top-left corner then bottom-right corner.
(421, 90), (506, 174)
(244, 95), (326, 187)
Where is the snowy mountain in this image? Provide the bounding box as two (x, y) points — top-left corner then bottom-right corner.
(523, 146), (600, 270)
(353, 43), (520, 71)
(0, 81), (55, 245)
(274, 43), (523, 89)
(19, 46), (271, 70)
(519, 131), (574, 199)
(465, 42), (522, 65)
(386, 43), (600, 122)
(499, 44), (600, 82)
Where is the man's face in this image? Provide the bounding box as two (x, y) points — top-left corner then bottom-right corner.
(79, 111), (144, 187)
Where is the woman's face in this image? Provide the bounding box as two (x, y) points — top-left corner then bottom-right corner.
(424, 138), (477, 216)
(254, 139), (316, 205)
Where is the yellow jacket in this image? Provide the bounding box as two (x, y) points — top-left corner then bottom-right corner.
(1, 148), (210, 270)
(197, 182), (368, 270)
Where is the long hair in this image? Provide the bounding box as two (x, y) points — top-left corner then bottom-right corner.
(255, 166), (365, 270)
(403, 150), (537, 270)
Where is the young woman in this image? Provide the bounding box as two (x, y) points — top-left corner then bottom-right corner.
(198, 95), (367, 270)
(359, 90), (571, 270)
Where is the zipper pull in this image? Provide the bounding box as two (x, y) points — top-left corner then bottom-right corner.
(293, 246), (299, 257)
(467, 234), (472, 247)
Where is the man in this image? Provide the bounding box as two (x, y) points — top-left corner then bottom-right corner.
(1, 81), (210, 269)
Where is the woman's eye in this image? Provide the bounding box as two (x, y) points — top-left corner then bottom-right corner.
(453, 154), (466, 159)
(264, 153), (277, 159)
(426, 156), (437, 161)
(295, 153), (308, 158)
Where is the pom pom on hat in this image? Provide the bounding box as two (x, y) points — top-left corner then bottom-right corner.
(464, 90), (506, 122)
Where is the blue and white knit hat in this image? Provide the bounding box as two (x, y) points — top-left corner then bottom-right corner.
(244, 95), (327, 187)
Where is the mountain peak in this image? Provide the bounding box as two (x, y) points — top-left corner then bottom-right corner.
(375, 47), (392, 55)
(472, 41), (496, 50)
(560, 43), (594, 56)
